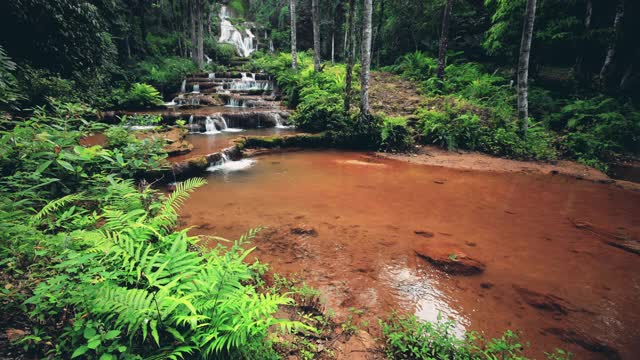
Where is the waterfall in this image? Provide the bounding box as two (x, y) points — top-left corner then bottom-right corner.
(220, 115), (243, 133)
(192, 84), (200, 93)
(207, 152), (256, 173)
(226, 98), (244, 108)
(180, 79), (186, 93)
(205, 54), (212, 64)
(205, 116), (220, 134)
(218, 6), (255, 57)
(273, 113), (292, 129)
(269, 39), (275, 53)
(208, 73), (216, 80)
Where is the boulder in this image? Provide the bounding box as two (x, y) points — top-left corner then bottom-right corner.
(414, 246), (485, 275)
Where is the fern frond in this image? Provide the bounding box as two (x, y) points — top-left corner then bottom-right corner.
(30, 192), (84, 225)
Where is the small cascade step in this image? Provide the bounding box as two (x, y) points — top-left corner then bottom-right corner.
(158, 68), (291, 130)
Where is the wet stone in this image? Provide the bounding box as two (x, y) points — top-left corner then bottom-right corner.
(414, 246), (486, 275)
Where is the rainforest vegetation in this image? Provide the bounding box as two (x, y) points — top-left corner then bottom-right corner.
(0, 0), (638, 359)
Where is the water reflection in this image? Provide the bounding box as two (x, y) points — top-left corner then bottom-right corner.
(382, 262), (468, 338)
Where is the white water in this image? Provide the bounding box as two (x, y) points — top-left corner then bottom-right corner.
(192, 84), (200, 93)
(207, 153), (256, 173)
(208, 73), (216, 80)
(205, 54), (212, 64)
(180, 79), (187, 93)
(164, 100), (177, 106)
(204, 116), (220, 134)
(219, 116), (243, 133)
(273, 113), (292, 129)
(128, 125), (156, 131)
(226, 98), (245, 108)
(218, 6), (255, 57)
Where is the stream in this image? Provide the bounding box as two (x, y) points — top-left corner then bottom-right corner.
(178, 150), (640, 360)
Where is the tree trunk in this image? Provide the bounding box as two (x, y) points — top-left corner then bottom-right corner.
(574, 0), (592, 79)
(331, 31), (335, 64)
(196, 0), (204, 69)
(190, 0), (197, 62)
(375, 0), (385, 67)
(360, 0), (373, 117)
(517, 0), (537, 137)
(599, 0), (625, 85)
(344, 0), (356, 115)
(289, 0), (298, 70)
(312, 0), (321, 72)
(436, 0), (454, 84)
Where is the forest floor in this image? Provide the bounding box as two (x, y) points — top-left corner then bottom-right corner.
(377, 145), (640, 192)
(369, 72), (423, 117)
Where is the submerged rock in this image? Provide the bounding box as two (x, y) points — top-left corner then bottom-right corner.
(414, 230), (434, 238)
(414, 246), (485, 275)
(514, 286), (592, 317)
(544, 328), (621, 359)
(291, 224), (318, 237)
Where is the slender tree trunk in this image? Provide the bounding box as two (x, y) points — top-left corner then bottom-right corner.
(436, 0), (454, 84)
(190, 0), (197, 62)
(344, 0), (356, 115)
(360, 0), (373, 117)
(331, 31), (335, 64)
(599, 0), (625, 85)
(289, 0), (298, 70)
(574, 0), (592, 79)
(197, 0), (204, 69)
(375, 0), (385, 67)
(312, 0), (322, 72)
(619, 64), (632, 90)
(517, 0), (537, 137)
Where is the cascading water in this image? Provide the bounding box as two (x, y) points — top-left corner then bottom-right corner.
(207, 152), (256, 173)
(272, 113), (292, 129)
(204, 116), (220, 134)
(219, 115), (243, 133)
(208, 73), (216, 80)
(226, 97), (245, 108)
(181, 79), (187, 93)
(192, 84), (200, 93)
(218, 6), (255, 57)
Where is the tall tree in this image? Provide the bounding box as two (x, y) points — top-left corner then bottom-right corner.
(312, 0), (321, 72)
(574, 0), (592, 79)
(517, 0), (537, 137)
(290, 0), (298, 69)
(436, 0), (454, 84)
(599, 0), (625, 85)
(360, 0), (373, 116)
(196, 0), (204, 69)
(344, 0), (356, 115)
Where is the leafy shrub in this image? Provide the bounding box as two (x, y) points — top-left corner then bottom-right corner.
(204, 38), (236, 66)
(416, 96), (557, 160)
(0, 104), (167, 200)
(16, 65), (78, 105)
(380, 314), (570, 360)
(119, 83), (163, 109)
(291, 86), (347, 132)
(380, 116), (415, 152)
(386, 51), (438, 81)
(551, 96), (639, 170)
(0, 45), (22, 109)
(137, 56), (197, 93)
(146, 32), (182, 57)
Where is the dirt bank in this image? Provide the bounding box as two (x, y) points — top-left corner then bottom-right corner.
(377, 145), (640, 192)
